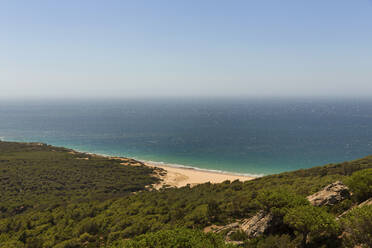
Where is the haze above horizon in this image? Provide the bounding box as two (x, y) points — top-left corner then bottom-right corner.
(1, 0), (372, 99)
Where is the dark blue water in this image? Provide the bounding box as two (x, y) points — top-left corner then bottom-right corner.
(0, 98), (371, 175)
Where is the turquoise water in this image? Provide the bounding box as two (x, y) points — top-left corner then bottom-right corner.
(0, 98), (371, 176)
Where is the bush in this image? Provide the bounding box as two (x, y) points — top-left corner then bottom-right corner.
(0, 240), (25, 248)
(346, 169), (372, 202)
(184, 204), (209, 227)
(341, 204), (372, 248)
(327, 199), (353, 215)
(246, 234), (301, 248)
(75, 218), (100, 235)
(228, 229), (247, 241)
(256, 189), (309, 217)
(113, 228), (235, 248)
(54, 238), (81, 248)
(284, 205), (339, 247)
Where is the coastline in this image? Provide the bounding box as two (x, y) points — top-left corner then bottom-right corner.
(104, 155), (259, 188)
(81, 152), (260, 188)
(0, 139), (259, 188)
(142, 160), (258, 188)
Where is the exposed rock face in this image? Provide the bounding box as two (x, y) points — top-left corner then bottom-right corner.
(240, 211), (274, 238)
(205, 211), (275, 241)
(307, 181), (350, 206)
(207, 222), (240, 234)
(204, 222), (244, 246)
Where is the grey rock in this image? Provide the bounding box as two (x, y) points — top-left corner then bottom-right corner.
(240, 211), (274, 238)
(206, 211), (277, 241)
(213, 222), (240, 234)
(307, 181), (350, 206)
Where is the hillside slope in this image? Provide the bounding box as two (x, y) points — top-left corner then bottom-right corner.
(0, 141), (371, 247)
(0, 141), (160, 218)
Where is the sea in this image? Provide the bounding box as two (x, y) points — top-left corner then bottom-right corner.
(0, 98), (371, 176)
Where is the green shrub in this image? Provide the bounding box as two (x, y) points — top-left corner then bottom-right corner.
(0, 240), (25, 248)
(79, 232), (95, 242)
(113, 228), (235, 248)
(54, 238), (81, 248)
(75, 218), (100, 235)
(341, 204), (372, 248)
(327, 199), (353, 215)
(246, 234), (301, 248)
(184, 204), (209, 227)
(256, 189), (309, 217)
(284, 205), (339, 246)
(346, 169), (372, 202)
(228, 229), (247, 241)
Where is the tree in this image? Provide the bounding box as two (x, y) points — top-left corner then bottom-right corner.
(341, 205), (372, 248)
(207, 200), (221, 222)
(284, 205), (339, 247)
(114, 228), (235, 248)
(256, 189), (309, 217)
(246, 234), (301, 248)
(346, 169), (372, 202)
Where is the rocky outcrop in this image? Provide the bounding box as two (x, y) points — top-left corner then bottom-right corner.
(307, 181), (350, 206)
(204, 223), (244, 246)
(203, 223), (239, 234)
(240, 211), (274, 238)
(204, 210), (275, 245)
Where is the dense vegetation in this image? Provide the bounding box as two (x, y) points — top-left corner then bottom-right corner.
(0, 141), (159, 218)
(346, 168), (372, 203)
(0, 141), (371, 247)
(113, 228), (235, 248)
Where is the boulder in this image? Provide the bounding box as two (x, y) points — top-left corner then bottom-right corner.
(307, 181), (350, 206)
(240, 211), (274, 238)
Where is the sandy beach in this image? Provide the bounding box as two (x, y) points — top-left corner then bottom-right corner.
(71, 151), (257, 188)
(144, 162), (256, 188)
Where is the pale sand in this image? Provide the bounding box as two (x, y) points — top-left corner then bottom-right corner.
(144, 162), (256, 188)
(67, 151), (257, 189)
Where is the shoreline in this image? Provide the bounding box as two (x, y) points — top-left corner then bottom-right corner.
(143, 160), (258, 188)
(138, 159), (263, 178)
(107, 156), (259, 188)
(0, 139), (260, 188)
(68, 149), (260, 188)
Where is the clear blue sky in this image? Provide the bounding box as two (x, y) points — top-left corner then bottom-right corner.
(1, 0), (372, 98)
